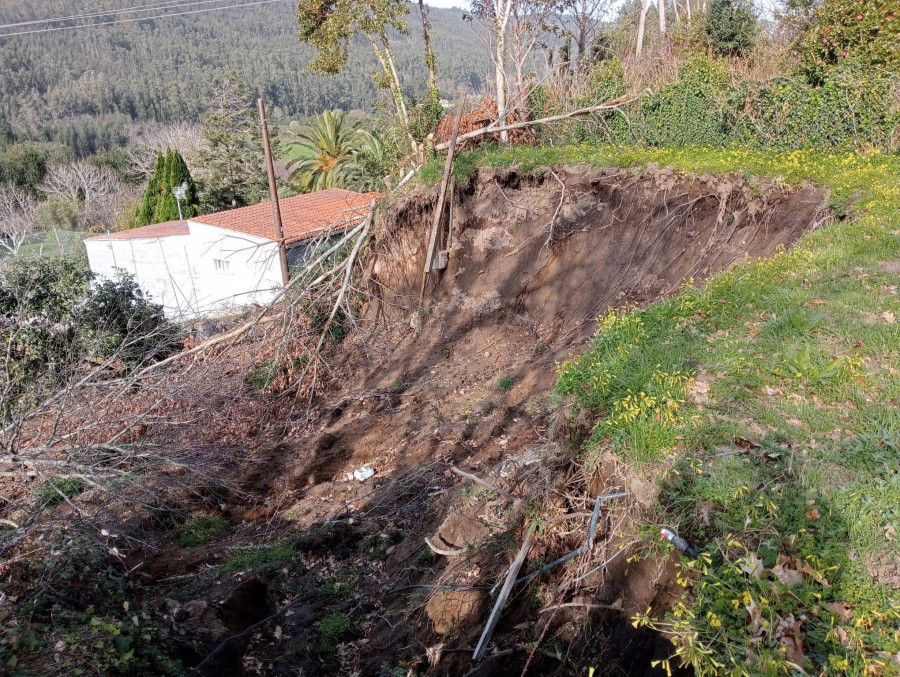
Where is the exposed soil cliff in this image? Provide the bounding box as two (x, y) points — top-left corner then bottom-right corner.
(148, 164), (828, 676)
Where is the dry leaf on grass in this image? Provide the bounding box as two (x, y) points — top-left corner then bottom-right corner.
(775, 615), (806, 668)
(772, 563), (805, 586)
(741, 554), (765, 579)
(824, 602), (853, 623)
(805, 508), (821, 521)
(746, 599), (765, 636)
(883, 311), (895, 324)
(834, 626), (852, 648)
(885, 524), (897, 541)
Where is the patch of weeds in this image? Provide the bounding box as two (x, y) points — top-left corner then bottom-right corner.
(33, 478), (84, 509)
(762, 307), (826, 339)
(414, 546), (435, 568)
(316, 612), (352, 656)
(316, 572), (356, 603)
(7, 536), (183, 675)
(388, 380), (405, 393)
(366, 534), (390, 561)
(223, 540), (296, 572)
(176, 517), (231, 548)
(245, 361), (276, 392)
(497, 375), (518, 391)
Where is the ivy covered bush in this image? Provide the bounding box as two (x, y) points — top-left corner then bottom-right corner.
(536, 52), (899, 153)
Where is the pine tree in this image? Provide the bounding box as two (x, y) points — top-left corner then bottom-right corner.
(195, 69), (272, 212)
(136, 149), (199, 226)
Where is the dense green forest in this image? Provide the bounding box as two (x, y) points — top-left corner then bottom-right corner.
(0, 1), (489, 156)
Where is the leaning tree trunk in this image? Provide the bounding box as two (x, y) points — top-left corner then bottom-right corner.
(368, 34), (414, 148)
(418, 0), (438, 95)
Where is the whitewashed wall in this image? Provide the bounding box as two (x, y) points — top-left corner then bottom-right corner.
(85, 223), (284, 319)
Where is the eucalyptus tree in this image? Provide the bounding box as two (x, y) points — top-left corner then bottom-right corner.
(298, 0), (414, 144)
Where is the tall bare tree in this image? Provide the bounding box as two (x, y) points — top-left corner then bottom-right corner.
(562, 0), (615, 64)
(38, 162), (124, 230)
(507, 0), (561, 105)
(467, 0), (514, 143)
(0, 183), (39, 256)
(636, 0), (651, 55)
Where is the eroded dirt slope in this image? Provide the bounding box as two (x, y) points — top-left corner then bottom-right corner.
(163, 165), (827, 676)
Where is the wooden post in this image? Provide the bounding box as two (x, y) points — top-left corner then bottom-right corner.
(420, 93), (467, 303)
(258, 98), (290, 287)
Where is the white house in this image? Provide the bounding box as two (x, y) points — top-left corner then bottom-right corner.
(85, 188), (377, 319)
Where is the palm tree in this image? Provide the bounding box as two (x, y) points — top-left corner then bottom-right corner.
(340, 129), (391, 192)
(287, 110), (361, 193)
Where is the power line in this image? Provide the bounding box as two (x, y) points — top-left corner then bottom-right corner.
(0, 0), (238, 30)
(0, 0), (288, 38)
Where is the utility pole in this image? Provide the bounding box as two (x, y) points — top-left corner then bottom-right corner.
(258, 98), (290, 286)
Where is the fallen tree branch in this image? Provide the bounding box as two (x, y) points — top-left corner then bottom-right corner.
(434, 93), (644, 152)
(130, 219), (368, 380)
(450, 465), (516, 501)
(424, 536), (465, 558)
(538, 602), (617, 614)
(314, 203), (375, 356)
(473, 527), (534, 662)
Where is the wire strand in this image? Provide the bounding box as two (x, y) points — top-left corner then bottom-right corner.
(0, 0), (288, 38)
(0, 0), (233, 30)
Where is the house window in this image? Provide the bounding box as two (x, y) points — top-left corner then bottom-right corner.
(214, 258), (230, 272)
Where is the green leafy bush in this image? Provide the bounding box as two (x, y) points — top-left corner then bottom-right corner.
(799, 0), (900, 84)
(702, 0), (759, 57)
(725, 61), (900, 151)
(81, 270), (182, 365)
(638, 57), (731, 148)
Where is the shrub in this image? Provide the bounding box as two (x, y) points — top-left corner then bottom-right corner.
(81, 270), (182, 365)
(497, 376), (518, 391)
(724, 61), (900, 151)
(798, 0), (900, 83)
(702, 0), (759, 57)
(638, 56), (730, 147)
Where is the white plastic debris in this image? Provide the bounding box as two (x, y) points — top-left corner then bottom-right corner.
(347, 466), (375, 482)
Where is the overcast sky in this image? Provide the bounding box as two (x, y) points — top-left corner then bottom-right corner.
(426, 1), (468, 8)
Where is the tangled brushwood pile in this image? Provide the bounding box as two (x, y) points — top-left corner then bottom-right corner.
(1, 160), (844, 675)
(433, 97), (536, 149)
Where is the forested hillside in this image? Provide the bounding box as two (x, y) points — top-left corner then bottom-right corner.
(0, 0), (489, 156)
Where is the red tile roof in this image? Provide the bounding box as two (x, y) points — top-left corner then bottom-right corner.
(192, 189), (379, 244)
(85, 220), (189, 241)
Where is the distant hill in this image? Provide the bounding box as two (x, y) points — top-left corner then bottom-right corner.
(0, 1), (490, 154)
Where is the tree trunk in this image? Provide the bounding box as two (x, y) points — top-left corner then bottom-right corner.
(418, 0), (438, 95)
(495, 0), (511, 144)
(368, 34), (412, 142)
(659, 0), (666, 35)
(673, 0), (681, 24)
(636, 0), (649, 56)
(685, 0), (692, 23)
